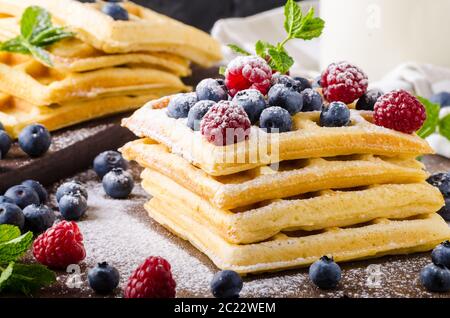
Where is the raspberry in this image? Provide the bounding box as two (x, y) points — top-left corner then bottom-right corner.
(200, 101), (251, 146)
(225, 56), (272, 97)
(33, 221), (86, 269)
(124, 256), (176, 298)
(373, 90), (426, 134)
(321, 61), (368, 104)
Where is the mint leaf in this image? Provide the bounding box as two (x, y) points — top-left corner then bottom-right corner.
(21, 6), (51, 41)
(439, 114), (450, 141)
(267, 46), (294, 74)
(0, 38), (29, 54)
(0, 263), (55, 295)
(255, 40), (275, 60)
(417, 96), (440, 138)
(0, 262), (14, 291)
(227, 44), (251, 56)
(0, 225), (21, 244)
(31, 27), (73, 47)
(284, 0), (303, 38)
(219, 66), (227, 76)
(292, 7), (325, 40)
(0, 231), (33, 262)
(26, 44), (53, 66)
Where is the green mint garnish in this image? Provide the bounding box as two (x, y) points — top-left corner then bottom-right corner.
(438, 113), (450, 141)
(0, 6), (73, 66)
(0, 224), (55, 295)
(417, 96), (440, 138)
(227, 0), (324, 74)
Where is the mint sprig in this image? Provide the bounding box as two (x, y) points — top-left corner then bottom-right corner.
(227, 0), (324, 74)
(417, 96), (440, 138)
(0, 224), (55, 295)
(439, 113), (450, 140)
(0, 6), (73, 66)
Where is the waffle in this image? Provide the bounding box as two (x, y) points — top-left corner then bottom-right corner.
(0, 17), (191, 75)
(0, 92), (160, 138)
(146, 198), (450, 274)
(0, 52), (188, 106)
(122, 138), (429, 209)
(122, 96), (434, 176)
(0, 0), (222, 67)
(141, 168), (444, 244)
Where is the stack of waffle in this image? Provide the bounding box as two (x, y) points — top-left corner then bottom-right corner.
(0, 0), (221, 137)
(121, 96), (450, 275)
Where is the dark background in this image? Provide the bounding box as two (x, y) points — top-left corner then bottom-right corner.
(81, 0), (287, 31)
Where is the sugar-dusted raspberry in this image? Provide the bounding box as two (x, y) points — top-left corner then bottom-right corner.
(200, 101), (251, 146)
(124, 256), (176, 298)
(373, 89), (426, 134)
(321, 61), (368, 104)
(33, 221), (86, 269)
(225, 56), (272, 97)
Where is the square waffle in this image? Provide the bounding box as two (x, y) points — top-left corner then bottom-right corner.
(0, 0), (222, 67)
(121, 138), (429, 209)
(141, 168), (444, 244)
(0, 52), (188, 106)
(146, 198), (450, 274)
(122, 96), (434, 176)
(0, 17), (191, 75)
(0, 92), (161, 138)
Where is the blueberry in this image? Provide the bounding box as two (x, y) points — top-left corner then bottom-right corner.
(0, 203), (24, 229)
(438, 198), (450, 221)
(210, 270), (243, 298)
(432, 241), (450, 267)
(102, 168), (134, 199)
(102, 3), (129, 21)
(196, 78), (228, 102)
(300, 88), (323, 112)
(0, 130), (12, 159)
(259, 106), (292, 133)
(271, 74), (301, 91)
(88, 262), (120, 294)
(312, 75), (322, 88)
(18, 124), (51, 157)
(309, 256), (342, 290)
(430, 92), (450, 108)
(56, 181), (88, 203)
(23, 204), (55, 234)
(268, 84), (303, 115)
(187, 100), (215, 130)
(232, 89), (267, 124)
(167, 93), (198, 119)
(59, 193), (88, 221)
(356, 89), (383, 111)
(0, 196), (14, 204)
(293, 76), (312, 91)
(4, 185), (40, 209)
(21, 180), (48, 204)
(420, 263), (450, 292)
(320, 102), (351, 127)
(93, 150), (128, 179)
(426, 173), (450, 198)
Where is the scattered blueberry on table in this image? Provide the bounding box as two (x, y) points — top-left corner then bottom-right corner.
(88, 262), (120, 294)
(18, 124), (52, 157)
(93, 150), (128, 179)
(102, 168), (134, 199)
(210, 270), (243, 298)
(309, 256), (342, 290)
(23, 204), (55, 234)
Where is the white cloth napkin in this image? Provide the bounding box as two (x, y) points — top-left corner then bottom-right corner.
(211, 2), (450, 158)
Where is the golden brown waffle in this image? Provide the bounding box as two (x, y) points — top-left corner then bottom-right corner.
(0, 0), (222, 67)
(122, 138), (429, 209)
(0, 92), (162, 138)
(0, 17), (191, 75)
(0, 52), (188, 106)
(122, 96), (433, 176)
(141, 168), (444, 244)
(146, 199), (450, 274)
